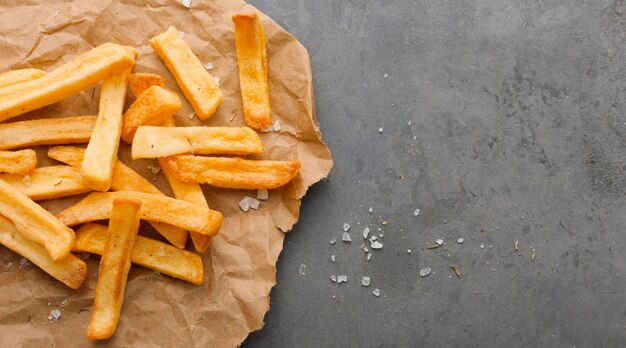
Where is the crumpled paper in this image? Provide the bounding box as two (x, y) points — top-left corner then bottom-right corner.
(0, 0), (332, 346)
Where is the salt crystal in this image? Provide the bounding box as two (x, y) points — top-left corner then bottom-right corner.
(150, 166), (161, 174)
(52, 10), (59, 16)
(203, 62), (213, 70)
(370, 241), (383, 249)
(257, 189), (269, 200)
(330, 239), (336, 245)
(5, 262), (12, 268)
(342, 232), (351, 242)
(261, 124), (274, 132)
(370, 235), (377, 241)
(238, 197), (250, 212)
(331, 255), (335, 262)
(187, 112), (195, 119)
(379, 233), (383, 238)
(372, 288), (381, 297)
(368, 207), (373, 213)
(213, 76), (220, 85)
(407, 249), (412, 253)
(435, 239), (444, 245)
(61, 299), (68, 305)
(366, 253), (372, 260)
(47, 315), (52, 320)
(408, 120), (412, 125)
(337, 275), (347, 283)
(247, 197), (260, 210)
(364, 247), (368, 252)
(480, 244), (485, 249)
(157, 246), (166, 257)
(378, 127), (384, 133)
(343, 223), (350, 231)
(299, 264), (306, 275)
(330, 275), (337, 282)
(361, 277), (370, 286)
(383, 73), (388, 78)
(273, 120), (281, 131)
(23, 175), (30, 186)
(49, 309), (61, 320)
(457, 238), (464, 244)
(332, 295), (336, 299)
(19, 258), (29, 267)
(413, 208), (420, 216)
(182, 0), (191, 8)
(419, 267), (431, 277)
(362, 227), (370, 239)
(179, 31), (185, 38)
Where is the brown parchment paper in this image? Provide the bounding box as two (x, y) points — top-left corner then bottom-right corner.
(0, 0), (332, 346)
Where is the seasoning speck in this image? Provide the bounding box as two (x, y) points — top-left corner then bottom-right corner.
(363, 227), (370, 239)
(451, 266), (462, 278)
(187, 112), (195, 119)
(182, 0), (191, 8)
(213, 76), (220, 85)
(49, 309), (61, 321)
(435, 239), (444, 245)
(514, 240), (520, 251)
(19, 258), (29, 267)
(330, 275), (337, 282)
(299, 264), (306, 276)
(361, 277), (370, 286)
(247, 197), (260, 210)
(343, 223), (350, 231)
(337, 275), (347, 283)
(419, 267), (431, 277)
(427, 244), (440, 249)
(150, 166), (161, 174)
(331, 255), (335, 262)
(330, 239), (336, 245)
(372, 288), (381, 297)
(203, 62), (213, 70)
(457, 238), (464, 244)
(531, 249), (536, 261)
(480, 244), (485, 249)
(342, 232), (352, 242)
(273, 120), (281, 131)
(413, 208), (420, 216)
(382, 220), (388, 226)
(368, 207), (373, 213)
(378, 127), (384, 133)
(366, 253), (372, 261)
(178, 31), (185, 38)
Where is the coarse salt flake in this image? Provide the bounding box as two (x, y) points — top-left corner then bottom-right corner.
(179, 31), (185, 38)
(480, 244), (485, 249)
(49, 309), (61, 321)
(366, 253), (372, 260)
(203, 62), (213, 70)
(157, 246), (165, 257)
(182, 0), (191, 8)
(435, 239), (444, 245)
(372, 288), (381, 297)
(247, 197), (260, 210)
(187, 112), (195, 119)
(419, 267), (431, 277)
(331, 255), (336, 262)
(261, 124), (274, 132)
(150, 166), (161, 174)
(362, 227), (370, 239)
(19, 258), (29, 267)
(343, 223), (350, 231)
(257, 189), (269, 200)
(457, 238), (464, 244)
(378, 128), (384, 133)
(407, 249), (412, 253)
(330, 275), (337, 282)
(337, 275), (347, 283)
(213, 76), (220, 85)
(330, 239), (336, 245)
(413, 208), (420, 216)
(368, 207), (373, 213)
(238, 197), (250, 212)
(342, 232), (351, 242)
(370, 241), (383, 249)
(273, 120), (281, 131)
(361, 277), (370, 286)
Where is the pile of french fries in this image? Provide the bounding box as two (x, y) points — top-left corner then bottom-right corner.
(0, 13), (300, 340)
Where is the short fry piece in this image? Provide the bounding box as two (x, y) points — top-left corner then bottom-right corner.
(0, 116), (96, 151)
(82, 68), (132, 192)
(74, 223), (203, 284)
(150, 27), (223, 120)
(0, 179), (74, 261)
(167, 155), (301, 189)
(127, 73), (165, 97)
(0, 69), (46, 88)
(120, 85), (181, 143)
(0, 149), (36, 175)
(0, 165), (91, 201)
(0, 43), (136, 122)
(131, 126), (262, 159)
(58, 191), (223, 237)
(0, 215), (86, 289)
(87, 198), (141, 340)
(233, 13), (270, 129)
(48, 146), (188, 248)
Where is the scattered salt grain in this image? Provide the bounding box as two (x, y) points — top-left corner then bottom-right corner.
(187, 112), (195, 119)
(370, 235), (377, 241)
(363, 227), (370, 239)
(49, 309), (61, 321)
(366, 253), (372, 260)
(52, 10), (59, 16)
(61, 299), (68, 305)
(378, 127), (384, 133)
(157, 246), (166, 257)
(181, 0), (191, 8)
(372, 288), (381, 297)
(343, 223), (350, 231)
(419, 267), (431, 277)
(370, 241), (383, 249)
(5, 262), (12, 268)
(407, 249), (412, 253)
(337, 275), (347, 283)
(247, 197), (260, 210)
(150, 166), (161, 174)
(238, 197), (250, 212)
(23, 175), (30, 186)
(331, 255), (335, 262)
(435, 239), (444, 245)
(413, 208), (420, 216)
(368, 207), (373, 213)
(178, 31), (185, 38)
(213, 76), (220, 85)
(299, 264), (306, 275)
(361, 277), (370, 286)
(330, 275), (337, 282)
(342, 232), (351, 242)
(257, 189), (269, 200)
(273, 120), (281, 131)
(330, 239), (336, 245)
(480, 244), (485, 249)
(19, 258), (29, 267)
(383, 73), (388, 78)
(203, 62), (213, 70)
(364, 247), (369, 252)
(457, 238), (464, 244)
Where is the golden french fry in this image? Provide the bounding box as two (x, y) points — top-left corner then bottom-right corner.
(0, 43), (136, 122)
(233, 13), (271, 129)
(0, 149), (36, 175)
(0, 165), (91, 201)
(87, 198), (141, 340)
(0, 179), (74, 261)
(167, 155), (301, 189)
(0, 69), (46, 88)
(74, 223), (203, 284)
(120, 85), (181, 143)
(127, 73), (165, 97)
(150, 26), (223, 120)
(82, 68), (132, 192)
(131, 126), (263, 159)
(0, 116), (96, 151)
(57, 191), (222, 237)
(0, 215), (86, 289)
(48, 146), (188, 248)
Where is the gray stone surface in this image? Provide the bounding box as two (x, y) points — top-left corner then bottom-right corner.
(244, 1), (626, 347)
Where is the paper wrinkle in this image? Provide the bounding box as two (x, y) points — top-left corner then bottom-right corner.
(0, 1), (332, 346)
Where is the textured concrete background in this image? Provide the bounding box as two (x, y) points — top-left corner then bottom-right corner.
(244, 1), (626, 347)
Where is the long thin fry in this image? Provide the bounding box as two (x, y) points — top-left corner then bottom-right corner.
(87, 198), (141, 340)
(0, 116), (96, 151)
(167, 155), (301, 189)
(0, 166), (91, 201)
(0, 179), (74, 261)
(57, 191), (222, 237)
(120, 85), (181, 143)
(150, 26), (223, 120)
(82, 68), (132, 192)
(48, 146), (188, 248)
(131, 126), (262, 159)
(0, 69), (46, 88)
(0, 149), (36, 175)
(0, 43), (136, 122)
(127, 73), (165, 97)
(233, 13), (271, 129)
(74, 223), (203, 284)
(0, 215), (86, 289)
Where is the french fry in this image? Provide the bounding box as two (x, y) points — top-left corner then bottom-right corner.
(120, 85), (181, 143)
(0, 215), (86, 289)
(0, 43), (136, 122)
(150, 26), (223, 120)
(232, 13), (271, 129)
(0, 149), (36, 175)
(0, 69), (46, 88)
(81, 68), (132, 192)
(0, 116), (96, 151)
(131, 126), (263, 159)
(127, 73), (164, 97)
(74, 223), (203, 284)
(0, 165), (91, 201)
(166, 155), (301, 189)
(87, 198), (141, 340)
(0, 179), (74, 261)
(57, 191), (223, 237)
(48, 146), (188, 248)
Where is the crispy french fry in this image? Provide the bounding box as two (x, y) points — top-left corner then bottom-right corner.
(0, 165), (91, 201)
(0, 69), (46, 88)
(131, 126), (263, 159)
(0, 116), (96, 151)
(74, 223), (203, 284)
(0, 179), (74, 261)
(0, 215), (86, 289)
(87, 198), (141, 340)
(127, 73), (164, 97)
(0, 149), (36, 175)
(120, 85), (181, 143)
(166, 155), (301, 189)
(82, 68), (132, 192)
(233, 13), (271, 129)
(150, 26), (223, 120)
(0, 43), (136, 122)
(57, 191), (222, 237)
(48, 146), (188, 248)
